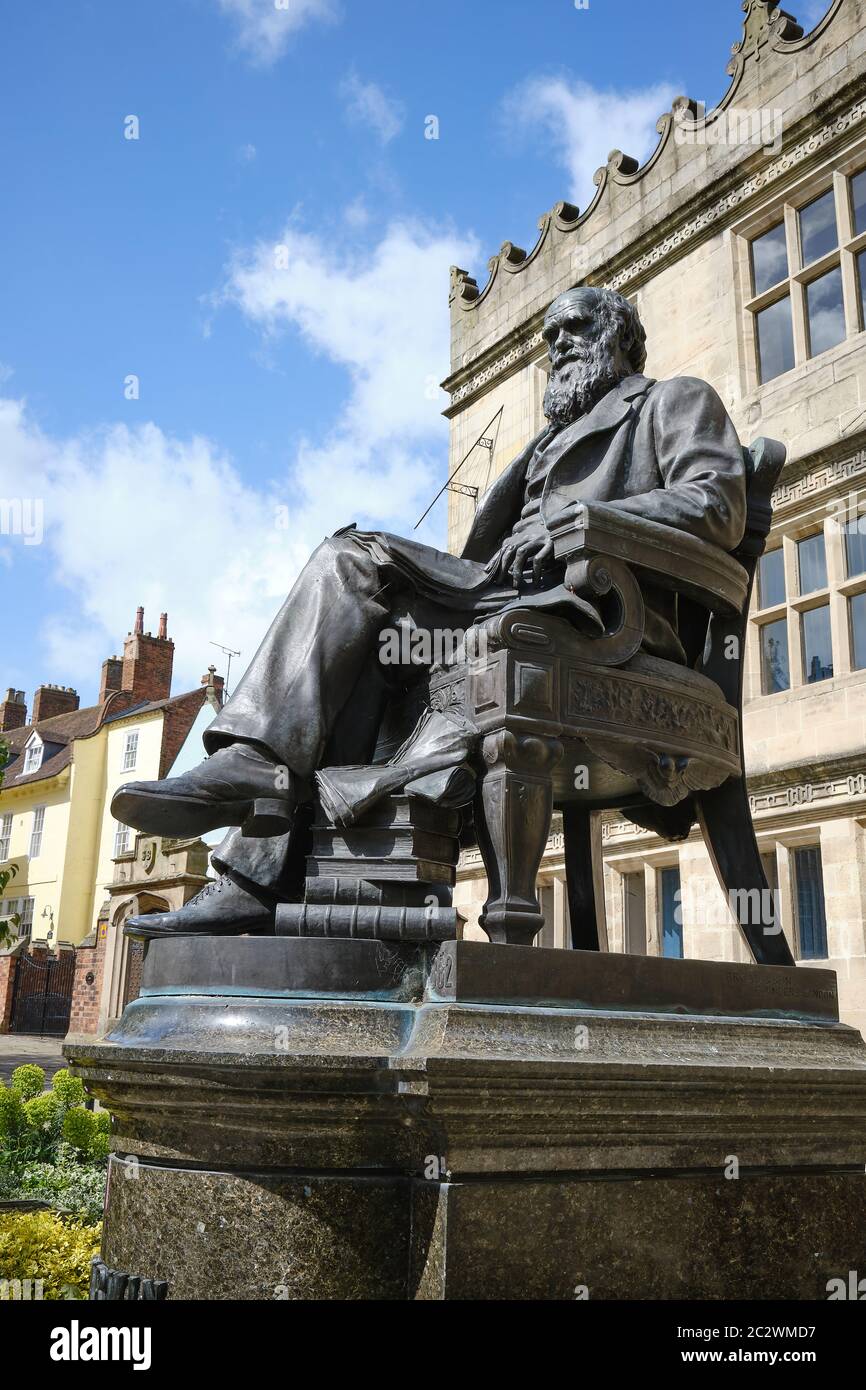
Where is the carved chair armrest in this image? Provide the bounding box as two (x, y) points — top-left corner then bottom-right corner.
(547, 501), (749, 617)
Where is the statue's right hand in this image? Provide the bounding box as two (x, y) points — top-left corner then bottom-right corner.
(545, 501), (588, 533)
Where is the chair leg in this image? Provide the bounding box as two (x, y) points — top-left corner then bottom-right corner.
(475, 730), (562, 945)
(695, 777), (794, 967)
(562, 804), (603, 951)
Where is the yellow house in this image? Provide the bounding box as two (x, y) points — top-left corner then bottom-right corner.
(0, 608), (222, 952)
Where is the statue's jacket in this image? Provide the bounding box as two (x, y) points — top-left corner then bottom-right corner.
(461, 373), (747, 565)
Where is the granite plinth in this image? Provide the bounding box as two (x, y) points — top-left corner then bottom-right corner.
(64, 935), (866, 1300)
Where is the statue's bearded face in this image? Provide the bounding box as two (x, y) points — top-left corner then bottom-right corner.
(542, 291), (628, 428)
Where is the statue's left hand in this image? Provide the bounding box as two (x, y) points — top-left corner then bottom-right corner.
(485, 530), (555, 584)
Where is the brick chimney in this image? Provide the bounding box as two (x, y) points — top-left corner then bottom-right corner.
(0, 689), (27, 732)
(31, 685), (80, 723)
(122, 607), (174, 704)
(201, 665), (225, 711)
(99, 656), (124, 703)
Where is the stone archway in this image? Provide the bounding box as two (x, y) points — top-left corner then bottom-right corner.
(115, 895), (170, 1013)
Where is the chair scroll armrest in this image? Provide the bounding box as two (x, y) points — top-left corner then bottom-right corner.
(547, 502), (749, 616)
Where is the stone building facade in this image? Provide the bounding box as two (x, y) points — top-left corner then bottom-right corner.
(68, 832), (211, 1037)
(445, 0), (866, 1036)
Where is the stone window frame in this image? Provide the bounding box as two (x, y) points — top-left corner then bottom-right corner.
(733, 142), (866, 392)
(756, 828), (831, 964)
(620, 867), (648, 957)
(532, 876), (570, 950)
(604, 846), (682, 959)
(746, 494), (866, 700)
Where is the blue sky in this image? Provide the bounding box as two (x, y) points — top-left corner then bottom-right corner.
(0, 0), (830, 705)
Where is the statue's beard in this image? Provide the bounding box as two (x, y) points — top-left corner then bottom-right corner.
(543, 344), (625, 427)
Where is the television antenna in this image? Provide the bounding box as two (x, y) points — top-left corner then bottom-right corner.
(210, 641), (241, 700)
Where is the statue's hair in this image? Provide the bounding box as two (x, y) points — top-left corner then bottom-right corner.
(547, 286), (647, 375)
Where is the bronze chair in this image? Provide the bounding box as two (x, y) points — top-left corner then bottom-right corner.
(412, 437), (793, 967)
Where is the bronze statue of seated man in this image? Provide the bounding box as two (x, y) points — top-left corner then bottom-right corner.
(112, 285), (746, 937)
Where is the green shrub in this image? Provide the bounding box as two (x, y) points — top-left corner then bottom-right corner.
(18, 1093), (63, 1163)
(1, 1073), (109, 1211)
(23, 1092), (61, 1132)
(88, 1133), (110, 1162)
(9, 1144), (107, 1223)
(0, 1085), (24, 1140)
(51, 1070), (86, 1109)
(9, 1065), (45, 1102)
(61, 1107), (96, 1153)
(0, 1211), (101, 1300)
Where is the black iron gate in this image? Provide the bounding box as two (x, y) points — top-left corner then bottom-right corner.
(9, 950), (75, 1035)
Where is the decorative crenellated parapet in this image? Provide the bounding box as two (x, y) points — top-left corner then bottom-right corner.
(447, 0), (851, 378)
(445, 0), (861, 413)
(726, 0), (806, 88)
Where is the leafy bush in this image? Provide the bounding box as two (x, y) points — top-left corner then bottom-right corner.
(0, 1211), (101, 1300)
(3, 1143), (107, 1224)
(17, 1094), (62, 1164)
(62, 1106), (99, 1155)
(10, 1064), (45, 1102)
(51, 1069), (86, 1109)
(0, 1086), (24, 1139)
(0, 1072), (109, 1219)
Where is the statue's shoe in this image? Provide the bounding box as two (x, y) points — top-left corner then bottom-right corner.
(124, 874), (276, 939)
(111, 744), (294, 838)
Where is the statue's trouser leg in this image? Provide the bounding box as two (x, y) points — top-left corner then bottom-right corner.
(204, 534), (396, 777)
(207, 536), (480, 895)
(212, 655), (393, 895)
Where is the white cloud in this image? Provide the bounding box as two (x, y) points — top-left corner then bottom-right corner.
(502, 75), (679, 207)
(238, 142), (257, 162)
(344, 197), (371, 229)
(216, 0), (338, 65)
(339, 71), (405, 145)
(1, 216), (479, 697)
(221, 218), (477, 446)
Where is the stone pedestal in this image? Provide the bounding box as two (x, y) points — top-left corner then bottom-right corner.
(65, 939), (866, 1300)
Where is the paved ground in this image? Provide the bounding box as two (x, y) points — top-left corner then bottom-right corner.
(0, 1033), (68, 1084)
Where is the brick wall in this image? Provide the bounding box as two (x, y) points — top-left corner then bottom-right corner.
(66, 915), (109, 1036)
(0, 689), (27, 732)
(122, 632), (174, 704)
(0, 955), (16, 1030)
(158, 687), (207, 778)
(31, 685), (80, 722)
(99, 658), (124, 703)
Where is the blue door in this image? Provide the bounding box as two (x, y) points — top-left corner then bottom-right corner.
(660, 866), (683, 959)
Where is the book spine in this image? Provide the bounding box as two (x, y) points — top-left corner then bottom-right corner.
(276, 904), (459, 941)
(304, 877), (452, 908)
